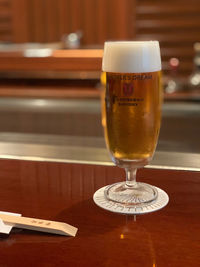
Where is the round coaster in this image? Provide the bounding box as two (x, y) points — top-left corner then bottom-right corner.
(93, 185), (169, 215)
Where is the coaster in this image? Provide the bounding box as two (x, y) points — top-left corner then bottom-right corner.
(93, 185), (169, 215)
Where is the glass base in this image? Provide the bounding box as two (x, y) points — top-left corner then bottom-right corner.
(93, 185), (169, 214)
(104, 182), (158, 206)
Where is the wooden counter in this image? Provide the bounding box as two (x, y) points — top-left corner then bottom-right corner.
(0, 49), (200, 101)
(0, 159), (199, 266)
(0, 49), (103, 71)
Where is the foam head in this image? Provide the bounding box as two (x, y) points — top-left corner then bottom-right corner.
(102, 41), (161, 73)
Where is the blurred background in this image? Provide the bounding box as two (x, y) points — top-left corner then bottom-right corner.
(0, 0), (199, 168)
(1, 0), (200, 73)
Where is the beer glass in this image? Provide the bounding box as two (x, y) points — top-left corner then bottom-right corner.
(101, 41), (162, 207)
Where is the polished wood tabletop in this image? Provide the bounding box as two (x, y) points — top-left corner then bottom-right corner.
(0, 159), (199, 266)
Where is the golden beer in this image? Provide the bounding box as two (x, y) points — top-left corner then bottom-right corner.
(104, 71), (161, 161)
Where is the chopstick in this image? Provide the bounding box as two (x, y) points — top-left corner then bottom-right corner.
(0, 213), (78, 237)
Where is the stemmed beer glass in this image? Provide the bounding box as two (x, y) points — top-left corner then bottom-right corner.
(95, 41), (165, 211)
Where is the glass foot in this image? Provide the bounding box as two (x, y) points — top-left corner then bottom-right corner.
(93, 185), (169, 214)
(105, 182), (158, 206)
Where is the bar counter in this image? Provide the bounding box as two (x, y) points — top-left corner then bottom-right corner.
(0, 158), (199, 266)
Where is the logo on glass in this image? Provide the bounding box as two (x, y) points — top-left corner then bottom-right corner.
(123, 83), (134, 96)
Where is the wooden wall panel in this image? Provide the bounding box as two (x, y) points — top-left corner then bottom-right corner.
(69, 0), (82, 33)
(96, 0), (107, 44)
(0, 0), (12, 42)
(11, 0), (29, 42)
(44, 0), (59, 42)
(57, 0), (70, 40)
(27, 0), (45, 42)
(135, 0), (200, 75)
(0, 0), (134, 44)
(82, 0), (96, 44)
(107, 0), (135, 40)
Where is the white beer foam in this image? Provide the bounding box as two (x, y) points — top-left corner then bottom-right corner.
(102, 41), (161, 73)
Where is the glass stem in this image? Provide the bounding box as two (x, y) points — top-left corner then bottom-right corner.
(125, 168), (137, 188)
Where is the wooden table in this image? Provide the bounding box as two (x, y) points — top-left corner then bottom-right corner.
(0, 159), (199, 266)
